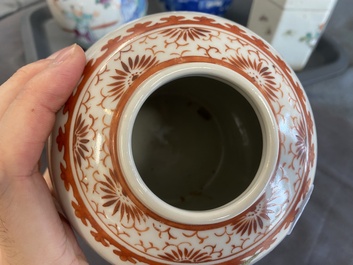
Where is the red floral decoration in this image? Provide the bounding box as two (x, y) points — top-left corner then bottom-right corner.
(108, 55), (159, 101)
(98, 170), (146, 223)
(231, 201), (271, 236)
(228, 55), (280, 102)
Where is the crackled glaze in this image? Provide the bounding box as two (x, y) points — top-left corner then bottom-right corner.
(49, 12), (317, 264)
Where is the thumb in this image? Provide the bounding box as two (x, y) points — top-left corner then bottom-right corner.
(0, 44), (86, 178)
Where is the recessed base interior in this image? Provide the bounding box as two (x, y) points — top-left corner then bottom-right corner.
(131, 76), (263, 211)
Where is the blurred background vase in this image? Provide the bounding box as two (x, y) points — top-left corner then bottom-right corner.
(46, 0), (147, 48)
(160, 0), (233, 16)
(247, 0), (338, 71)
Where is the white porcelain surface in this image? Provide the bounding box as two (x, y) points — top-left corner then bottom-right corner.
(248, 0), (337, 70)
(271, 0), (337, 10)
(48, 12), (317, 264)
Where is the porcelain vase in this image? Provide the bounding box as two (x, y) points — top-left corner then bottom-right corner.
(160, 0), (233, 15)
(48, 12), (317, 264)
(46, 0), (147, 48)
(247, 0), (338, 71)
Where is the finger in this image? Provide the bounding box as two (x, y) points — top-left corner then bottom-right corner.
(0, 48), (71, 118)
(0, 60), (53, 119)
(0, 44), (86, 178)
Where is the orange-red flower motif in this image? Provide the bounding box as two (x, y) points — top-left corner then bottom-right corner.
(158, 247), (213, 263)
(99, 170), (146, 223)
(73, 113), (90, 167)
(108, 55), (159, 101)
(161, 26), (211, 42)
(231, 201), (271, 236)
(295, 118), (308, 167)
(301, 109), (316, 169)
(229, 55), (279, 102)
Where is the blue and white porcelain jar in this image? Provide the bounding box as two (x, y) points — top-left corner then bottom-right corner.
(161, 0), (233, 16)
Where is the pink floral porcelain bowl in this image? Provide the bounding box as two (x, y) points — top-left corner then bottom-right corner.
(48, 12), (317, 264)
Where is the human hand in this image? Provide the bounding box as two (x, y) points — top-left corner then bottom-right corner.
(0, 45), (88, 265)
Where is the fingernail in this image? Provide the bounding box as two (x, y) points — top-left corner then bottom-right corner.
(49, 44), (77, 65)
